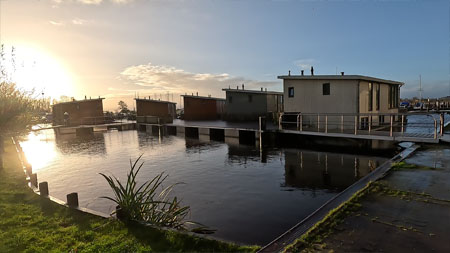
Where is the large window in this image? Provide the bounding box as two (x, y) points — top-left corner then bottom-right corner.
(368, 83), (373, 111)
(388, 85), (399, 109)
(288, 87), (294, 97)
(322, 83), (330, 95)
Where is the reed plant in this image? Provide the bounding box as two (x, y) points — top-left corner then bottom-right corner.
(100, 155), (193, 230)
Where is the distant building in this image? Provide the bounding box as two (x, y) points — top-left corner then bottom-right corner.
(135, 98), (176, 124)
(182, 95), (225, 120)
(52, 98), (105, 126)
(278, 74), (403, 127)
(222, 86), (283, 121)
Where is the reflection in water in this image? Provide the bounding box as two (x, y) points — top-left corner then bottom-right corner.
(20, 129), (388, 245)
(284, 150), (379, 191)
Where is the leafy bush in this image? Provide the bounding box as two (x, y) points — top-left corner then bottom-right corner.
(100, 155), (196, 230)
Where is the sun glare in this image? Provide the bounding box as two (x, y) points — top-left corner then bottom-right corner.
(7, 45), (75, 99)
(20, 131), (58, 173)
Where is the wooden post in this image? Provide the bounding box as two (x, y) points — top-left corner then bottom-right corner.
(434, 119), (437, 139)
(440, 113), (444, 136)
(401, 115), (405, 135)
(325, 115), (328, 133)
(390, 115), (393, 137)
(39, 182), (49, 196)
(354, 115), (357, 135)
(341, 115), (344, 133)
(296, 114), (300, 131)
(368, 115), (372, 134)
(67, 193), (79, 207)
(30, 173), (38, 187)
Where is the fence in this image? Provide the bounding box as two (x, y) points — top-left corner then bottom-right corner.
(279, 112), (446, 140)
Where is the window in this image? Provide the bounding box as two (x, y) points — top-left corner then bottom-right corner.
(228, 96), (232, 103)
(368, 83), (373, 111)
(322, 83), (330, 95)
(388, 85), (399, 109)
(288, 87), (294, 97)
(376, 84), (380, 110)
(248, 95), (253, 102)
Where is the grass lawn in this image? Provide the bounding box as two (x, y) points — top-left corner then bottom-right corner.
(0, 138), (258, 252)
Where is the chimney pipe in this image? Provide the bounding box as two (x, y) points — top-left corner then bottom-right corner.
(85, 95), (87, 100)
(261, 87), (263, 91)
(288, 70), (291, 76)
(341, 72), (344, 76)
(311, 66), (314, 76)
(237, 85), (239, 90)
(196, 92), (198, 96)
(301, 70), (304, 76)
(242, 84), (245, 90)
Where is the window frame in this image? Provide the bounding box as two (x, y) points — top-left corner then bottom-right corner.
(288, 87), (294, 98)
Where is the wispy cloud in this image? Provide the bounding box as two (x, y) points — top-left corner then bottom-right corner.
(52, 0), (134, 5)
(119, 62), (280, 97)
(77, 0), (103, 4)
(72, 18), (90, 25)
(49, 20), (65, 26)
(294, 58), (317, 70)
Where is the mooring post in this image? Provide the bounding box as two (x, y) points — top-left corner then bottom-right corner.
(39, 182), (49, 196)
(401, 115), (405, 135)
(390, 115), (393, 137)
(67, 192), (79, 207)
(30, 173), (38, 188)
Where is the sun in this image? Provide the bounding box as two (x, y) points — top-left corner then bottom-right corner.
(5, 44), (75, 99)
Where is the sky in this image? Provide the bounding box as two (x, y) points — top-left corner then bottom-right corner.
(1, 0), (449, 111)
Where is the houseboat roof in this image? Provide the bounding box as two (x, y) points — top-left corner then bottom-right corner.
(181, 95), (226, 101)
(53, 98), (104, 106)
(134, 98), (177, 105)
(277, 75), (404, 86)
(222, 88), (283, 95)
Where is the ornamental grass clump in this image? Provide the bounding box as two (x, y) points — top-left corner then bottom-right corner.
(100, 155), (192, 230)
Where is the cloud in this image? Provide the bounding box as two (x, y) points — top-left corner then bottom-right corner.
(77, 0), (103, 4)
(71, 18), (91, 25)
(118, 62), (280, 98)
(294, 58), (317, 70)
(52, 0), (134, 5)
(49, 20), (65, 26)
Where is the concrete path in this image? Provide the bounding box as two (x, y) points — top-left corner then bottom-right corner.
(318, 146), (450, 252)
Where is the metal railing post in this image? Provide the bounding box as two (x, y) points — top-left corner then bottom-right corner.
(341, 115), (344, 133)
(278, 113), (283, 130)
(354, 115), (357, 135)
(317, 114), (320, 132)
(325, 115), (328, 133)
(401, 115), (405, 135)
(300, 114), (303, 131)
(390, 115), (393, 137)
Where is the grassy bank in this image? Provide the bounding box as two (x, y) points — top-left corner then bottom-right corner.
(0, 138), (258, 252)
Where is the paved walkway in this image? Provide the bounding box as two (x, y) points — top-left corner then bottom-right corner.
(317, 146), (450, 252)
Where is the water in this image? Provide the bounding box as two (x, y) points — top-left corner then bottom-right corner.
(20, 129), (388, 245)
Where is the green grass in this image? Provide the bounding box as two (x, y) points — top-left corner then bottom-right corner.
(0, 138), (259, 252)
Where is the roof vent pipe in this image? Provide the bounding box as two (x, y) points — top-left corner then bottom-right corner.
(311, 66), (314, 76)
(261, 87), (263, 91)
(237, 85), (239, 90)
(196, 92), (198, 96)
(85, 95), (87, 100)
(242, 84), (245, 90)
(288, 70), (291, 76)
(341, 72), (344, 76)
(301, 70), (304, 76)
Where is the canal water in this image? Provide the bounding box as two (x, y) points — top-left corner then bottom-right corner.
(20, 129), (388, 245)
